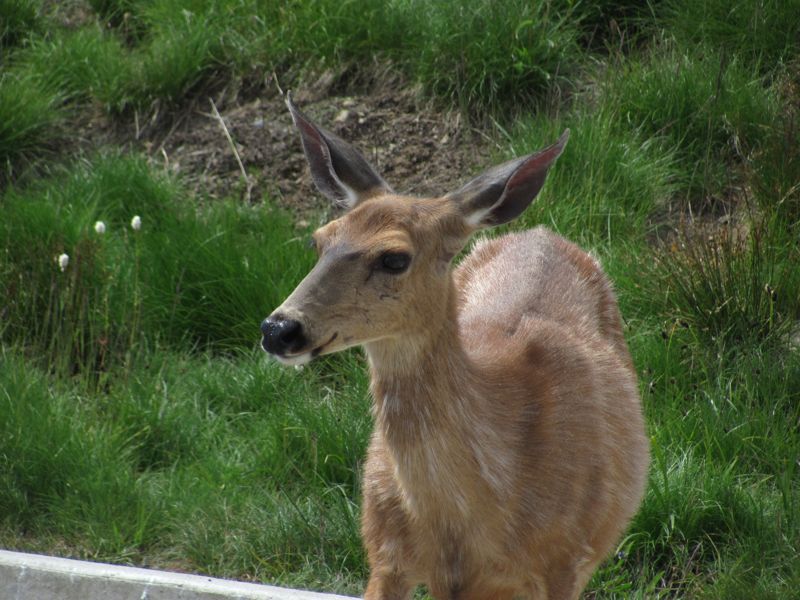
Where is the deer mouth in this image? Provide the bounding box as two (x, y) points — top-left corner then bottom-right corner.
(274, 332), (339, 366)
(311, 332), (339, 357)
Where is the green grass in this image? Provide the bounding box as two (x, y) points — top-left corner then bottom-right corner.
(88, 0), (141, 32)
(13, 4), (233, 112)
(1, 153), (315, 377)
(19, 26), (130, 108)
(504, 107), (676, 245)
(0, 346), (370, 594)
(750, 99), (800, 223)
(1, 1), (800, 598)
(647, 218), (800, 349)
(661, 0), (800, 70)
(628, 335), (800, 598)
(602, 43), (779, 198)
(2, 0), (588, 117)
(0, 70), (65, 181)
(0, 0), (42, 49)
(392, 0), (581, 115)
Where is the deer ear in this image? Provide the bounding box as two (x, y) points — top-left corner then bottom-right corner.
(448, 130), (569, 228)
(286, 92), (392, 208)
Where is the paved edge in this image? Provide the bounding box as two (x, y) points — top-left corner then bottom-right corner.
(0, 549), (359, 600)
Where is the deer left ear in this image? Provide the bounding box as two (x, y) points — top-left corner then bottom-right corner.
(448, 130), (569, 228)
(286, 92), (392, 209)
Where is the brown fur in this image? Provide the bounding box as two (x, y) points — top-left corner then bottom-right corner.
(270, 194), (649, 599)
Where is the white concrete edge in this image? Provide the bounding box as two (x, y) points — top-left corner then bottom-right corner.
(0, 549), (359, 600)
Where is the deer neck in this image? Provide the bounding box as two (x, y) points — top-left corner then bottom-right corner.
(363, 275), (478, 442)
(363, 276), (513, 523)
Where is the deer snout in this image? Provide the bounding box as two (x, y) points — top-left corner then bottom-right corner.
(261, 315), (307, 356)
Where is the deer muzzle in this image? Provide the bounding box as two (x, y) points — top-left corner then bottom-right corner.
(261, 315), (308, 357)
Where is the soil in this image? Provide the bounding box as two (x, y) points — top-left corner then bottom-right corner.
(89, 73), (495, 222)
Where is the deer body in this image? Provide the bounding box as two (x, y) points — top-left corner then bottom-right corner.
(262, 96), (649, 600)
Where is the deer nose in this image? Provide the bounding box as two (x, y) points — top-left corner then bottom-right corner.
(261, 316), (307, 355)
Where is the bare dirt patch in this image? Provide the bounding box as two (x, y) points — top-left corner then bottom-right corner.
(97, 78), (495, 222)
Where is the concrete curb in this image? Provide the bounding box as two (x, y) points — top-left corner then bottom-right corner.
(0, 550), (359, 600)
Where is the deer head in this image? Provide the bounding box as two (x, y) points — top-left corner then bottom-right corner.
(260, 94), (568, 366)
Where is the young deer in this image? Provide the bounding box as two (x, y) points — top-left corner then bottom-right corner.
(261, 95), (650, 600)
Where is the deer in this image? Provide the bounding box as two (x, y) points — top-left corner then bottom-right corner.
(261, 94), (650, 600)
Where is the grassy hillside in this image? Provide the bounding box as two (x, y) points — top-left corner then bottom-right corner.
(2, 1), (799, 597)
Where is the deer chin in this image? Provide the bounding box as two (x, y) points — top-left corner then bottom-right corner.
(272, 332), (339, 367)
(273, 351), (314, 367)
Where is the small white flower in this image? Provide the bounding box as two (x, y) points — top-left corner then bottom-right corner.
(58, 253), (70, 272)
(131, 215), (142, 231)
(94, 221), (106, 234)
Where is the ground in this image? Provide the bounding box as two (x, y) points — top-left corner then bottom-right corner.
(86, 72), (493, 220)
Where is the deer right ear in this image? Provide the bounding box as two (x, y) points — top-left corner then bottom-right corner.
(448, 130), (569, 228)
(286, 93), (392, 209)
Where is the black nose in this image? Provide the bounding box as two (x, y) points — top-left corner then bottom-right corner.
(261, 316), (307, 355)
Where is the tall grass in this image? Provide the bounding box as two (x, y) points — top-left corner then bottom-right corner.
(611, 241), (800, 597)
(14, 7), (228, 112)
(627, 335), (800, 597)
(750, 106), (800, 223)
(505, 108), (676, 244)
(0, 153), (314, 377)
(0, 71), (64, 180)
(649, 219), (800, 349)
(0, 350), (159, 555)
(662, 0), (800, 70)
(602, 43), (779, 198)
(395, 0), (581, 115)
(88, 0), (142, 33)
(4, 0), (795, 122)
(0, 0), (41, 49)
(4, 0), (587, 117)
(19, 27), (130, 108)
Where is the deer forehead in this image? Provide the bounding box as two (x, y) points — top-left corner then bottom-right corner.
(314, 195), (463, 254)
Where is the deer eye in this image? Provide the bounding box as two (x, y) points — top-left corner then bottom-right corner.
(379, 251), (411, 274)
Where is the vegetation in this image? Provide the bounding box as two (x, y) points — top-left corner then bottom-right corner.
(1, 0), (798, 598)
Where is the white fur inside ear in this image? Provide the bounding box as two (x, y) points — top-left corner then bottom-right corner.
(464, 197), (503, 227)
(341, 185), (359, 209)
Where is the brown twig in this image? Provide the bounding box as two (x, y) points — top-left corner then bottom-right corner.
(209, 97), (252, 203)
